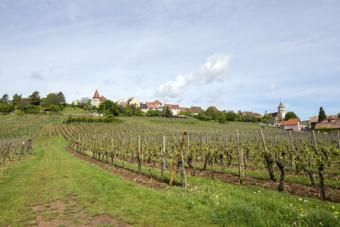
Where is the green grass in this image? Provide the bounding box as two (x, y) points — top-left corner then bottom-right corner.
(0, 136), (339, 226)
(62, 106), (88, 115)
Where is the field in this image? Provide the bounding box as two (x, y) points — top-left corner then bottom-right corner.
(0, 114), (340, 226)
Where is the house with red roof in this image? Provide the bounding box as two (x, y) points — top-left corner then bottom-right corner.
(280, 118), (301, 131)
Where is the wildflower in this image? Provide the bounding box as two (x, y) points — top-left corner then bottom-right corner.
(298, 198), (303, 201)
(303, 200), (308, 203)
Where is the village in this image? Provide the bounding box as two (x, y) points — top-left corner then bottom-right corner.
(73, 90), (340, 132)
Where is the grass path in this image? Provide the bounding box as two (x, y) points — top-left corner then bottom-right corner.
(0, 136), (339, 226)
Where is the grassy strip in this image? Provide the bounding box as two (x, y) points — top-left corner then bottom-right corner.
(0, 136), (339, 226)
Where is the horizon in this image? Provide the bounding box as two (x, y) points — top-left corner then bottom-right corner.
(1, 1), (339, 120)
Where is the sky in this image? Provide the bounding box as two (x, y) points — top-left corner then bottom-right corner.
(0, 0), (339, 120)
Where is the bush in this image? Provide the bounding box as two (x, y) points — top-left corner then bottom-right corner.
(63, 115), (121, 124)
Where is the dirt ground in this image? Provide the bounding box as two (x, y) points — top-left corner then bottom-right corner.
(30, 198), (131, 227)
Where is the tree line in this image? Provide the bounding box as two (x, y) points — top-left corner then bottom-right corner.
(0, 91), (66, 114)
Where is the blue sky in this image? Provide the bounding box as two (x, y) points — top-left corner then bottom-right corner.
(0, 0), (339, 119)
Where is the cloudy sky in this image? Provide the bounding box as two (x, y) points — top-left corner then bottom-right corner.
(1, 0), (339, 119)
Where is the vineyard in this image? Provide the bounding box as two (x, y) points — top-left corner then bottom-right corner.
(1, 115), (340, 226)
(0, 115), (61, 165)
(58, 117), (340, 202)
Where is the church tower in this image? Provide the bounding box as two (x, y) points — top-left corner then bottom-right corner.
(277, 102), (286, 121)
(92, 90), (101, 108)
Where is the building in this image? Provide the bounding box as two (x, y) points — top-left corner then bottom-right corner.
(281, 118), (302, 131)
(92, 90), (107, 108)
(268, 102), (286, 125)
(126, 97), (140, 107)
(165, 104), (181, 116)
(140, 100), (163, 113)
(315, 116), (340, 130)
(180, 106), (203, 116)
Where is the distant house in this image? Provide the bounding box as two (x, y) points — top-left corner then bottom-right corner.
(117, 99), (127, 107)
(126, 97), (140, 107)
(267, 102), (287, 126)
(165, 104), (181, 116)
(315, 116), (340, 130)
(240, 111), (263, 118)
(140, 100), (163, 113)
(281, 118), (301, 131)
(180, 106), (203, 116)
(309, 116), (319, 129)
(92, 90), (107, 108)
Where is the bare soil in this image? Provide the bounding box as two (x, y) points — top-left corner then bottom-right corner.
(30, 198), (131, 227)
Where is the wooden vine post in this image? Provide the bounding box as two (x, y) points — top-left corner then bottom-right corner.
(260, 129), (276, 181)
(161, 135), (166, 178)
(312, 130), (326, 200)
(169, 132), (187, 188)
(137, 135), (142, 173)
(237, 130), (245, 184)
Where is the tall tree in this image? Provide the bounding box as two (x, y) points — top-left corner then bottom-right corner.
(164, 106), (173, 118)
(0, 94), (9, 103)
(29, 91), (40, 105)
(98, 100), (119, 116)
(318, 107), (327, 122)
(57, 92), (66, 105)
(284, 112), (298, 120)
(12, 94), (22, 106)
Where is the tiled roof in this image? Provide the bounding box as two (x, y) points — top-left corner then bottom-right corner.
(282, 118), (299, 126)
(93, 90), (100, 98)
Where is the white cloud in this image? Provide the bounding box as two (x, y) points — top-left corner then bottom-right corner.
(155, 54), (231, 98)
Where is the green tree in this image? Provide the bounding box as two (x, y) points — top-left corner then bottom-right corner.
(146, 110), (162, 117)
(98, 100), (119, 116)
(12, 94), (22, 106)
(164, 106), (173, 118)
(57, 92), (66, 105)
(284, 112), (298, 120)
(225, 111), (238, 121)
(0, 94), (9, 103)
(0, 101), (14, 113)
(29, 91), (40, 105)
(205, 106), (220, 120)
(44, 93), (64, 107)
(318, 107), (327, 122)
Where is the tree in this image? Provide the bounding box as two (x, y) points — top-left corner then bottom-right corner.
(225, 111), (238, 121)
(284, 112), (298, 121)
(0, 101), (14, 113)
(12, 94), (22, 106)
(338, 113), (340, 118)
(146, 109), (162, 117)
(205, 106), (220, 120)
(318, 107), (327, 122)
(0, 94), (9, 103)
(44, 93), (64, 107)
(29, 91), (40, 105)
(98, 100), (119, 116)
(57, 92), (66, 105)
(164, 106), (173, 118)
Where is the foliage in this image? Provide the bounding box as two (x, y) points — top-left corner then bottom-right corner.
(63, 115), (120, 124)
(285, 111), (298, 120)
(318, 107), (327, 122)
(98, 100), (119, 116)
(164, 106), (173, 118)
(43, 92), (66, 107)
(0, 101), (14, 113)
(29, 91), (40, 105)
(146, 109), (162, 117)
